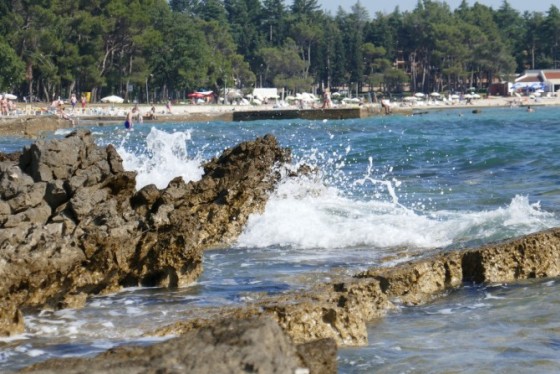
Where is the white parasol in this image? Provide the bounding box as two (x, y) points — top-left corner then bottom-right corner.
(4, 93), (17, 100)
(414, 92), (425, 98)
(430, 92), (440, 97)
(100, 95), (124, 104)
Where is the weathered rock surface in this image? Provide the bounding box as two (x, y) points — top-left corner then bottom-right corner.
(4, 128), (560, 373)
(17, 227), (559, 372)
(0, 129), (290, 336)
(0, 116), (73, 138)
(21, 317), (336, 374)
(150, 227), (560, 348)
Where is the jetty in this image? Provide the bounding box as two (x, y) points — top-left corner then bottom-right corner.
(232, 107), (363, 121)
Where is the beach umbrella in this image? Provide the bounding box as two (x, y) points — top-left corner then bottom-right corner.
(100, 95), (124, 104)
(450, 94), (460, 100)
(430, 92), (440, 97)
(472, 93), (481, 99)
(530, 82), (544, 90)
(4, 93), (17, 100)
(188, 92), (204, 98)
(403, 96), (417, 101)
(414, 92), (425, 98)
(464, 94), (473, 99)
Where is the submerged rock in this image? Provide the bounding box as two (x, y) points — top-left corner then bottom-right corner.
(0, 129), (290, 336)
(21, 317), (336, 374)
(150, 227), (560, 348)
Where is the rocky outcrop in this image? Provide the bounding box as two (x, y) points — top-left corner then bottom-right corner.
(0, 129), (290, 336)
(17, 227), (560, 372)
(151, 228), (560, 348)
(0, 116), (74, 137)
(4, 128), (560, 372)
(21, 317), (337, 374)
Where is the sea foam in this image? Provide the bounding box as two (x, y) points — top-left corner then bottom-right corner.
(236, 176), (558, 252)
(117, 127), (204, 189)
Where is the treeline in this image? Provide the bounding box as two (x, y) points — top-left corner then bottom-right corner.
(1, 0), (559, 103)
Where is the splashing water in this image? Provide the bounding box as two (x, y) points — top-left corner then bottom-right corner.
(3, 108), (560, 372)
(116, 127), (204, 189)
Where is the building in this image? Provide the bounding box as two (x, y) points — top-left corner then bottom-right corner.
(511, 69), (560, 94)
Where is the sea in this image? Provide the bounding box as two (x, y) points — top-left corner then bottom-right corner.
(1, 106), (560, 373)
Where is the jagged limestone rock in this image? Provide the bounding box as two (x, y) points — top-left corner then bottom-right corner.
(0, 130), (290, 336)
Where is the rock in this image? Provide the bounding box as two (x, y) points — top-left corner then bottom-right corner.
(296, 338), (338, 374)
(151, 228), (560, 349)
(0, 302), (24, 337)
(0, 116), (73, 138)
(0, 129), (291, 336)
(21, 317), (334, 374)
(6, 128), (560, 372)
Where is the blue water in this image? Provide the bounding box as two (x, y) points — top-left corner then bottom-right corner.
(1, 106), (560, 372)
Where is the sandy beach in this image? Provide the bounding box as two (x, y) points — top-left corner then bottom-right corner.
(0, 94), (558, 138)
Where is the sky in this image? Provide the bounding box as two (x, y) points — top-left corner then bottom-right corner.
(317, 0), (560, 16)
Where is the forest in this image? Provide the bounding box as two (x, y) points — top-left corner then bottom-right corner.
(1, 0), (560, 103)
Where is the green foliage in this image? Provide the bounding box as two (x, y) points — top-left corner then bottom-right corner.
(1, 0), (560, 101)
(0, 37), (25, 91)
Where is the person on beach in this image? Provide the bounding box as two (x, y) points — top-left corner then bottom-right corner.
(0, 95), (8, 116)
(7, 100), (16, 115)
(58, 107), (75, 126)
(144, 105), (157, 120)
(166, 100), (172, 114)
(124, 110), (133, 130)
(381, 99), (392, 114)
(81, 95), (87, 113)
(70, 93), (77, 112)
(132, 104), (143, 123)
(322, 88), (332, 109)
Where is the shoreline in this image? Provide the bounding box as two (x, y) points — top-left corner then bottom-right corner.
(0, 95), (557, 138)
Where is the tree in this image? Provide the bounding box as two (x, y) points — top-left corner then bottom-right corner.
(543, 5), (560, 68)
(224, 0), (263, 66)
(261, 0), (287, 47)
(0, 36), (25, 92)
(494, 0), (525, 71)
(259, 39), (311, 93)
(315, 18), (345, 89)
(152, 13), (211, 97)
(291, 0), (320, 18)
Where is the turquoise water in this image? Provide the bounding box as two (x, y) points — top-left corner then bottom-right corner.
(339, 279), (560, 373)
(1, 106), (560, 372)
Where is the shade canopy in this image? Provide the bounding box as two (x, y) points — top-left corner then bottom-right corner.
(100, 95), (124, 104)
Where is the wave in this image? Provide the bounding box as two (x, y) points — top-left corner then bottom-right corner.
(236, 173), (558, 251)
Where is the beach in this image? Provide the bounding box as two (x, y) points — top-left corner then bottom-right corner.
(1, 94), (558, 138)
